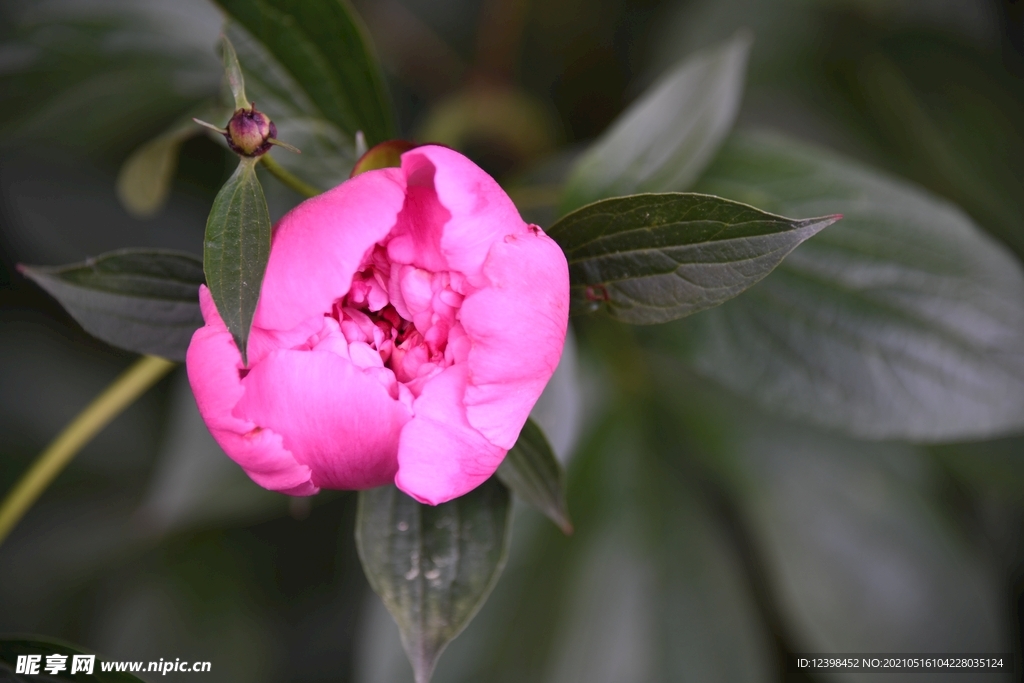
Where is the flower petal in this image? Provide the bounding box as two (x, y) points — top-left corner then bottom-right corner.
(391, 145), (528, 282)
(187, 286), (317, 495)
(234, 348), (412, 490)
(462, 229), (570, 449)
(214, 428), (320, 496)
(254, 167), (406, 332)
(395, 365), (506, 505)
(385, 156), (450, 272)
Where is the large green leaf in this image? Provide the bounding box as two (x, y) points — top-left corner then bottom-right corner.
(19, 249), (204, 361)
(356, 480), (512, 683)
(0, 637), (146, 682)
(546, 193), (838, 323)
(560, 32), (751, 214)
(212, 0), (395, 146)
(539, 415), (776, 683)
(203, 157), (271, 365)
(732, 422), (1007, 660)
(497, 418), (572, 534)
(668, 131), (1024, 441)
(650, 365), (1010, 672)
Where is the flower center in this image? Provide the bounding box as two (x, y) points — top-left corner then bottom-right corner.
(330, 245), (467, 388)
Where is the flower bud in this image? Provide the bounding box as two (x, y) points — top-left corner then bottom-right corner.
(225, 104), (276, 157)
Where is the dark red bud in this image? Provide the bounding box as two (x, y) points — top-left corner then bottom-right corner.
(225, 104), (276, 157)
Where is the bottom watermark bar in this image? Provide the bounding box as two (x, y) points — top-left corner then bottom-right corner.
(14, 654), (211, 676)
(788, 654), (1014, 673)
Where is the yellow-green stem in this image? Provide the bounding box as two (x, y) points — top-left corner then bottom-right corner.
(0, 355), (176, 548)
(260, 154), (322, 198)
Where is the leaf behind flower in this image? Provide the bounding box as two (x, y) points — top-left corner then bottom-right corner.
(356, 480), (512, 683)
(20, 249), (204, 361)
(547, 192), (838, 324)
(498, 418), (572, 534)
(665, 131), (1024, 441)
(560, 31), (751, 214)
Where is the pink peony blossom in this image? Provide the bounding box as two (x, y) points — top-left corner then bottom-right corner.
(186, 146), (569, 505)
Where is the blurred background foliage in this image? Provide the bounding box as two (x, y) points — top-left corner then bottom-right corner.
(2, 0), (1024, 681)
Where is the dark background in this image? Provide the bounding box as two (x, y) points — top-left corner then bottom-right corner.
(2, 1), (1024, 681)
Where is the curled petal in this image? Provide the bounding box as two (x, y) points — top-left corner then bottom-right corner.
(255, 168), (406, 332)
(396, 365), (506, 505)
(386, 156), (450, 272)
(462, 229), (570, 449)
(389, 146), (528, 282)
(187, 286), (316, 494)
(234, 349), (412, 490)
(214, 428), (319, 496)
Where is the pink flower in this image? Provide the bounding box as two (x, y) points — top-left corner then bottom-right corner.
(186, 146), (569, 505)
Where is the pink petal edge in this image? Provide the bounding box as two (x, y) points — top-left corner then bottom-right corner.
(187, 286), (317, 495)
(395, 365), (506, 505)
(461, 229), (570, 449)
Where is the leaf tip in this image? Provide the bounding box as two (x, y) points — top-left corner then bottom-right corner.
(817, 213), (843, 231)
(410, 648), (440, 683)
(800, 213), (843, 235)
(193, 117), (227, 134)
(229, 328), (249, 366)
(269, 138), (301, 154)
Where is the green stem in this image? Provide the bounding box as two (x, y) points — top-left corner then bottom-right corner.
(0, 355), (176, 548)
(260, 154), (322, 198)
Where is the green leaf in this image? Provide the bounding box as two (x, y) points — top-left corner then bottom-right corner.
(203, 156), (271, 365)
(497, 418), (572, 534)
(0, 637), (147, 682)
(356, 480), (512, 683)
(212, 0), (395, 146)
(116, 101), (230, 218)
(221, 31), (249, 109)
(546, 193), (838, 324)
(19, 249), (204, 361)
(669, 131), (1024, 441)
(560, 32), (751, 214)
